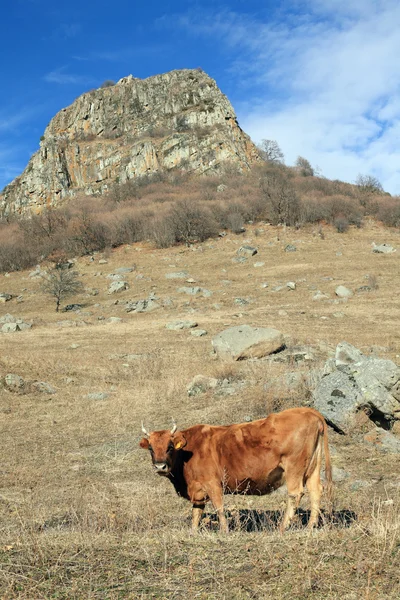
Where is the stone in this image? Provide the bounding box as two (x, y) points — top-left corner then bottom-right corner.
(284, 244), (297, 252)
(335, 285), (353, 298)
(126, 299), (160, 313)
(114, 266), (135, 274)
(313, 371), (363, 433)
(86, 392), (110, 401)
(98, 259), (108, 264)
(191, 329), (207, 337)
(4, 374), (25, 393)
(286, 282), (296, 290)
(253, 262), (265, 268)
(187, 375), (218, 396)
(212, 325), (284, 361)
(177, 286), (212, 297)
(1, 69), (261, 217)
(29, 381), (56, 394)
(63, 304), (83, 312)
(106, 317), (123, 324)
(234, 298), (249, 305)
(312, 291), (329, 301)
(372, 243), (396, 254)
(364, 428), (400, 453)
(335, 342), (364, 367)
(238, 245), (258, 257)
(217, 184), (227, 192)
(108, 281), (129, 294)
(165, 271), (189, 279)
(1, 323), (20, 333)
(0, 293), (12, 303)
(166, 320), (198, 330)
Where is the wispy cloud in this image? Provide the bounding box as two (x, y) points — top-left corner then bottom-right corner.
(166, 1), (400, 193)
(44, 66), (95, 85)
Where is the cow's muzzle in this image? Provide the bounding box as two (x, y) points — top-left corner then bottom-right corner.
(154, 462), (170, 475)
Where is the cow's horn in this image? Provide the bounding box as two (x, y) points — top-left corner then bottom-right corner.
(171, 420), (177, 434)
(141, 422), (150, 438)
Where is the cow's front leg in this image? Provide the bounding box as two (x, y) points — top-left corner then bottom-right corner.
(191, 503), (205, 530)
(207, 485), (229, 533)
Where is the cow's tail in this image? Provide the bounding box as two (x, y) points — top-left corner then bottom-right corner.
(322, 416), (333, 513)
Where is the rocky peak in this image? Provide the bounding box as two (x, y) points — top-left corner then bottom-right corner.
(1, 69), (261, 216)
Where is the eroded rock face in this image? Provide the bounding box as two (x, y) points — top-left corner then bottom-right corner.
(0, 69), (261, 216)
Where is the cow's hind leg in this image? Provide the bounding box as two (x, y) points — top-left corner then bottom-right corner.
(280, 469), (304, 533)
(191, 504), (205, 530)
(305, 453), (323, 530)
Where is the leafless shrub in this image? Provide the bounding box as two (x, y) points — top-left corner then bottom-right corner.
(377, 198), (400, 227)
(168, 200), (218, 245)
(334, 217), (350, 233)
(41, 267), (84, 312)
(260, 166), (301, 225)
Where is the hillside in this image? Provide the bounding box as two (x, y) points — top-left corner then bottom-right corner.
(1, 220), (400, 598)
(0, 69), (260, 217)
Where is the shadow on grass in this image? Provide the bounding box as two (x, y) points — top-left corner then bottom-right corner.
(201, 508), (357, 532)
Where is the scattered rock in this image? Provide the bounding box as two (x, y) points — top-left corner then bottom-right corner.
(335, 285), (353, 299)
(177, 286), (212, 297)
(191, 329), (207, 337)
(312, 291), (329, 301)
(238, 245), (258, 257)
(63, 304), (83, 312)
(253, 262), (265, 268)
(212, 325), (284, 361)
(372, 243), (396, 254)
(364, 428), (400, 453)
(114, 266), (135, 274)
(166, 320), (198, 330)
(0, 293), (13, 303)
(187, 375), (219, 396)
(284, 244), (297, 252)
(86, 392), (110, 401)
(98, 259), (108, 264)
(313, 342), (400, 433)
(286, 282), (296, 290)
(29, 381), (56, 394)
(106, 317), (123, 324)
(165, 271), (189, 279)
(217, 184), (227, 192)
(232, 256), (247, 264)
(3, 374), (25, 393)
(126, 299), (160, 313)
(1, 323), (21, 333)
(108, 281), (129, 294)
(234, 298), (249, 306)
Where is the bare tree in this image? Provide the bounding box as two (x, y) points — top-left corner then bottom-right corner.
(41, 267), (83, 312)
(355, 174), (383, 194)
(260, 170), (300, 226)
(258, 139), (285, 164)
(295, 156), (314, 177)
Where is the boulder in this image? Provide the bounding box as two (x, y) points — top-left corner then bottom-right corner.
(364, 428), (400, 453)
(1, 323), (21, 333)
(212, 325), (284, 361)
(0, 293), (13, 303)
(313, 342), (400, 432)
(108, 281), (129, 294)
(372, 243), (396, 254)
(3, 373), (26, 393)
(335, 285), (353, 299)
(238, 245), (258, 257)
(165, 271), (189, 279)
(166, 320), (198, 330)
(29, 381), (56, 394)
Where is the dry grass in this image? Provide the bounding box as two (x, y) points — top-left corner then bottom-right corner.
(1, 220), (400, 598)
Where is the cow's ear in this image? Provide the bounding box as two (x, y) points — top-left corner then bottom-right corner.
(139, 438), (150, 449)
(173, 432), (187, 450)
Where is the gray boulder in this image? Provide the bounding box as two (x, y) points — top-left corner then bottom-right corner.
(165, 271), (189, 279)
(0, 293), (13, 303)
(212, 325), (284, 361)
(335, 285), (353, 299)
(372, 243), (396, 254)
(313, 342), (400, 432)
(238, 245), (258, 257)
(166, 320), (198, 330)
(364, 428), (400, 453)
(1, 323), (21, 333)
(108, 281), (129, 294)
(3, 373), (26, 393)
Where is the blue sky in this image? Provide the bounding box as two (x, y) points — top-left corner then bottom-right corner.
(2, 0), (400, 193)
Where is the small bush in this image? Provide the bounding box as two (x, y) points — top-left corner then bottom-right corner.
(334, 217), (349, 233)
(100, 80), (116, 88)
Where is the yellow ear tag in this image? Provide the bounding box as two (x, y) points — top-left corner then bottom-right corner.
(175, 441), (184, 450)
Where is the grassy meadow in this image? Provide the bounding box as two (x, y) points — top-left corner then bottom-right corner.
(1, 217), (400, 598)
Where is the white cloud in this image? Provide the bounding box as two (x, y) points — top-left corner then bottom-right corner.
(44, 66), (94, 85)
(175, 1), (400, 193)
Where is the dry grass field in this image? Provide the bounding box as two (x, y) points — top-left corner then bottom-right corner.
(1, 218), (400, 598)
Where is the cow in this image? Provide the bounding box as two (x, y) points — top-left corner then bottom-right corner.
(139, 407), (332, 533)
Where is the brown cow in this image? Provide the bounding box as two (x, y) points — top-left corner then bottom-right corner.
(139, 407), (332, 533)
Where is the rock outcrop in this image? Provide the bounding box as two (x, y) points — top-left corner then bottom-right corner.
(0, 69), (261, 216)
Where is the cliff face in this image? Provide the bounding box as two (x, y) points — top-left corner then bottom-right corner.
(0, 69), (261, 216)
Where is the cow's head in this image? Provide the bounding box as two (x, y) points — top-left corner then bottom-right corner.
(139, 421), (187, 476)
